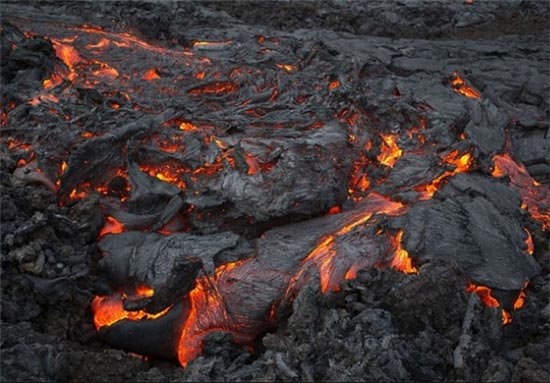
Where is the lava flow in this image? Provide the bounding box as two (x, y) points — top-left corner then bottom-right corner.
(4, 11), (544, 372)
(492, 153), (550, 231)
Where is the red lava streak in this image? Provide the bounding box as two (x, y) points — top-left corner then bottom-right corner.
(492, 154), (550, 230)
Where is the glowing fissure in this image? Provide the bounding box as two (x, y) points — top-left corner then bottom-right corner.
(450, 71), (481, 99)
(492, 154), (549, 230)
(466, 281), (529, 325)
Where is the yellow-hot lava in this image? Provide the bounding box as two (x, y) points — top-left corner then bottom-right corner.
(416, 150), (472, 200)
(377, 133), (402, 167)
(450, 71), (481, 99)
(390, 230), (418, 274)
(91, 293), (171, 330)
(276, 63), (297, 72)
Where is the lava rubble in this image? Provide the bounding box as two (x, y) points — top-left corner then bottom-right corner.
(1, 1), (549, 382)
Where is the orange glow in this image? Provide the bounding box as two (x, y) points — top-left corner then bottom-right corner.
(524, 228), (534, 255)
(450, 71), (481, 99)
(143, 67), (161, 81)
(327, 206), (342, 215)
(51, 39), (81, 81)
(99, 216), (125, 237)
(328, 79), (340, 90)
(192, 40), (232, 49)
(188, 81), (238, 96)
(86, 37), (110, 50)
(5, 138), (33, 151)
(501, 310), (512, 325)
(134, 284), (155, 298)
(299, 194), (406, 293)
(91, 60), (119, 77)
(377, 134), (402, 167)
(390, 230), (418, 274)
(176, 260), (252, 367)
(466, 283), (499, 308)
(466, 281), (527, 326)
(416, 151), (472, 200)
(276, 63), (297, 72)
(42, 73), (63, 90)
(179, 121), (198, 132)
(348, 156), (370, 202)
(91, 294), (171, 330)
(492, 154), (549, 230)
(60, 160), (68, 174)
(29, 93), (60, 106)
(194, 71), (206, 80)
(243, 153), (274, 176)
(344, 266), (358, 281)
(140, 164), (187, 190)
(69, 187), (88, 200)
(444, 150), (472, 172)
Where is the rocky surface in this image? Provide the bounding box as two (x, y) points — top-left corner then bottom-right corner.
(1, 1), (549, 382)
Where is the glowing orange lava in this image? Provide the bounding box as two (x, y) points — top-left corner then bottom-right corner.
(134, 284), (155, 298)
(99, 216), (125, 237)
(328, 79), (340, 90)
(143, 67), (161, 81)
(91, 294), (171, 330)
(139, 163), (187, 190)
(51, 39), (82, 81)
(179, 121), (198, 132)
(276, 63), (297, 72)
(377, 133), (402, 167)
(466, 283), (499, 307)
(450, 71), (481, 99)
(176, 260), (251, 367)
(492, 154), (549, 230)
(390, 230), (418, 274)
(524, 228), (534, 255)
(417, 151), (472, 200)
(466, 282), (521, 325)
(298, 194), (406, 293)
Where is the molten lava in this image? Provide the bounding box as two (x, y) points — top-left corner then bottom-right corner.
(390, 230), (418, 274)
(524, 229), (534, 256)
(416, 150), (472, 200)
(450, 71), (481, 99)
(466, 282), (526, 325)
(295, 194), (406, 294)
(492, 154), (550, 230)
(377, 133), (402, 167)
(99, 216), (125, 238)
(91, 293), (171, 330)
(143, 67), (161, 81)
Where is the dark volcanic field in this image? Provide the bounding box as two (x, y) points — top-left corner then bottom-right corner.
(1, 1), (549, 382)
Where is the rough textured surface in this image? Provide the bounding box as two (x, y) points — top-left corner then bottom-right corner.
(1, 0), (549, 382)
